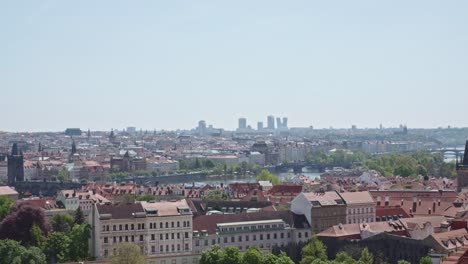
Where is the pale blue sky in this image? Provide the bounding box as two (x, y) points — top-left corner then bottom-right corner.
(1, 1), (468, 132)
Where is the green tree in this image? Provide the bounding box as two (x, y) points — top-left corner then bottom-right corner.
(220, 246), (242, 264)
(205, 159), (216, 168)
(57, 169), (70, 182)
(275, 252), (295, 264)
(110, 242), (145, 264)
(45, 232), (71, 263)
(51, 213), (74, 233)
(0, 239), (46, 264)
(397, 261), (411, 264)
(31, 223), (45, 249)
(359, 248), (373, 264)
(0, 196), (14, 221)
(74, 206), (85, 225)
(200, 245), (223, 264)
(419, 256), (432, 264)
(68, 224), (91, 261)
(334, 252), (355, 264)
(256, 170), (280, 185)
(24, 246), (48, 264)
(242, 247), (263, 264)
(300, 236), (328, 264)
(203, 190), (228, 202)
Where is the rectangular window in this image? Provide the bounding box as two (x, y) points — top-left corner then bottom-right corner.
(140, 235), (144, 241)
(104, 237), (108, 243)
(152, 246), (155, 253)
(267, 234), (270, 240)
(246, 235), (249, 241)
(151, 234), (155, 240)
(185, 232), (189, 238)
(204, 239), (208, 246)
(260, 234), (263, 240)
(231, 237), (235, 243)
(160, 234), (163, 240)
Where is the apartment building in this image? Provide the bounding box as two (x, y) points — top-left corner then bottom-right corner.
(291, 191), (347, 233)
(91, 199), (193, 259)
(192, 211), (311, 254)
(338, 191), (376, 224)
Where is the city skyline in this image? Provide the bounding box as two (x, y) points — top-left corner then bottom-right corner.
(2, 1), (468, 132)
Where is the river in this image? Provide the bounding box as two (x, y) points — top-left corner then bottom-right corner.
(197, 168), (322, 186)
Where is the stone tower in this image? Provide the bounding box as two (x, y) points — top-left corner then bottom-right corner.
(456, 140), (468, 192)
(7, 143), (24, 185)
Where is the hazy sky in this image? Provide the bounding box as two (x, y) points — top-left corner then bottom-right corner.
(1, 1), (468, 132)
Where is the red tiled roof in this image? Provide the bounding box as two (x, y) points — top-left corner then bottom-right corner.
(268, 185), (302, 195)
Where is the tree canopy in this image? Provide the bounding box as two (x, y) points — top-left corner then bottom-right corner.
(200, 245), (294, 264)
(110, 242), (145, 264)
(0, 196), (14, 221)
(50, 213), (74, 234)
(0, 239), (46, 264)
(256, 170), (280, 185)
(0, 203), (50, 247)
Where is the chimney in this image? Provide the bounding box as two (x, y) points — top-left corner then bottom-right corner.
(385, 196), (389, 206)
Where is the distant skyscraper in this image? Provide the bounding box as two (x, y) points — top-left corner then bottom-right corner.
(238, 118), (247, 130)
(198, 120), (206, 136)
(282, 117), (288, 128)
(276, 117), (282, 129)
(126, 126), (136, 134)
(267, 115), (275, 130)
(257, 122), (263, 131)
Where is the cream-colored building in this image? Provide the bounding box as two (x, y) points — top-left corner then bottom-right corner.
(338, 191), (376, 224)
(91, 200), (193, 260)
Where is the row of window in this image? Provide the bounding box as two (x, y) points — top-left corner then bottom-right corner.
(151, 232), (190, 241)
(104, 232), (190, 244)
(348, 218), (375, 224)
(220, 223), (285, 232)
(194, 231), (308, 247)
(348, 207), (374, 214)
(104, 235), (144, 243)
(104, 243), (190, 257)
(102, 221), (191, 232)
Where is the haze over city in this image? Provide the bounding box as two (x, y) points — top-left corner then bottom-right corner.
(1, 1), (468, 132)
